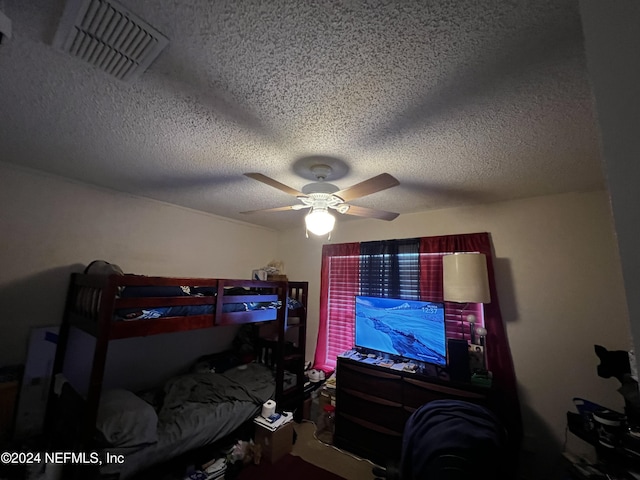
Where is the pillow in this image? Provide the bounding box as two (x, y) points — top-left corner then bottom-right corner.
(96, 389), (158, 448)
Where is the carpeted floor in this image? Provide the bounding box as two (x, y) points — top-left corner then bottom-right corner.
(290, 421), (378, 480)
(236, 454), (346, 480)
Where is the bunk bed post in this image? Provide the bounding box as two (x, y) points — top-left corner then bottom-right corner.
(215, 279), (225, 319)
(290, 282), (307, 417)
(44, 273), (77, 444)
(262, 280), (309, 421)
(274, 282), (288, 405)
(81, 275), (118, 446)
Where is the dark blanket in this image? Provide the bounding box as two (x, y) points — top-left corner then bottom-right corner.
(158, 365), (274, 423)
(400, 399), (508, 479)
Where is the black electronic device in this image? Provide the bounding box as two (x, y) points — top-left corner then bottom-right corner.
(447, 338), (471, 381)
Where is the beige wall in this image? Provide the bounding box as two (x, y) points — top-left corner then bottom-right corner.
(277, 189), (631, 479)
(0, 162), (279, 366)
(580, 0), (640, 378)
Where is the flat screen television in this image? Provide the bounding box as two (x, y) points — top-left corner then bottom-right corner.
(354, 296), (447, 366)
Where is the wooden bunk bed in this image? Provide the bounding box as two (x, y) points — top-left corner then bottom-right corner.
(46, 272), (308, 479)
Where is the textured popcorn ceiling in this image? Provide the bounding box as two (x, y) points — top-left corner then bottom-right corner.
(0, 0), (604, 231)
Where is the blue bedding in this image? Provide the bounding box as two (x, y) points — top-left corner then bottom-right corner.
(118, 302), (279, 321)
(116, 285), (301, 321)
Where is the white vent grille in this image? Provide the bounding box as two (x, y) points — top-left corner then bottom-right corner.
(53, 0), (168, 82)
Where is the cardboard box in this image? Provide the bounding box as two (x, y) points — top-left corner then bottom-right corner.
(252, 269), (268, 281)
(267, 274), (288, 281)
(254, 421), (294, 464)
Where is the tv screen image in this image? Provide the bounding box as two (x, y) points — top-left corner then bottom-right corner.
(354, 296), (447, 366)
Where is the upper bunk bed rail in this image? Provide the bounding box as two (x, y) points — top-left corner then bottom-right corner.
(65, 273), (288, 339)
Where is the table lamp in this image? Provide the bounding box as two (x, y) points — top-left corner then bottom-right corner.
(442, 252), (491, 305)
(443, 253), (491, 369)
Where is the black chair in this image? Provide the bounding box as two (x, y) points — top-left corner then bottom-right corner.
(373, 399), (508, 480)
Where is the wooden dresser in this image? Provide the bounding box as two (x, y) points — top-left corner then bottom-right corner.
(334, 356), (491, 465)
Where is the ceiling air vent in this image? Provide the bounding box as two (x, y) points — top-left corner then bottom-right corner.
(52, 0), (168, 82)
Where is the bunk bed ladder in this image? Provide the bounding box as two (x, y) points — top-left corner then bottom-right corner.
(273, 281), (308, 421)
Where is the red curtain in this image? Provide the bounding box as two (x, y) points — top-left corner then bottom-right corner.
(314, 242), (360, 370)
(420, 232), (523, 451)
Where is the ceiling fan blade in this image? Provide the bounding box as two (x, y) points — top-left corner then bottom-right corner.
(343, 204), (399, 221)
(244, 173), (306, 197)
(333, 173), (400, 202)
(240, 205), (297, 215)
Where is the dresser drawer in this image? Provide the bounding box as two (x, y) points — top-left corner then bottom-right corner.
(338, 387), (404, 434)
(402, 377), (488, 412)
(334, 413), (402, 466)
(338, 362), (402, 403)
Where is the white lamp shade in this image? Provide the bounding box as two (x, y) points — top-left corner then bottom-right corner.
(305, 209), (336, 236)
(442, 253), (491, 303)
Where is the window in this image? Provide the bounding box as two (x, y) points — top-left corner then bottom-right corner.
(314, 245), (484, 370)
(324, 254), (360, 366)
(360, 239), (420, 299)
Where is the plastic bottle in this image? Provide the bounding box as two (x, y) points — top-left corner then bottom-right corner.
(317, 404), (336, 444)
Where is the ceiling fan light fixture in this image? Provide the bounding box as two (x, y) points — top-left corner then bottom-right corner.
(305, 209), (335, 236)
(242, 169), (400, 232)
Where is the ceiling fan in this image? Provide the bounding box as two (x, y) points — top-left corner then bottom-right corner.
(241, 164), (400, 236)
